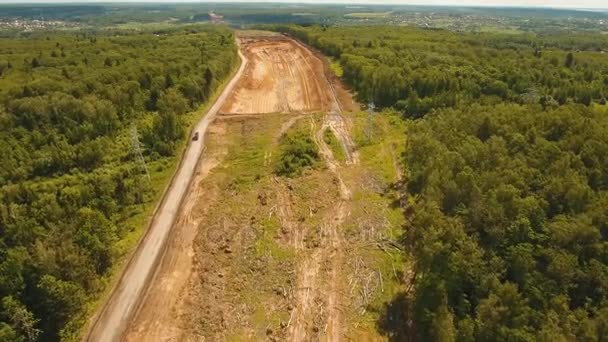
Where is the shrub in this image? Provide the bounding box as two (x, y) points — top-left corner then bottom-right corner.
(274, 132), (319, 177)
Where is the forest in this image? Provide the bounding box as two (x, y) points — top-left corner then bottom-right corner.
(0, 25), (237, 340)
(273, 25), (608, 340)
(406, 103), (608, 341)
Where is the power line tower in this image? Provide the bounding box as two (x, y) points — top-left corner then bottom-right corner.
(131, 126), (151, 183)
(366, 101), (375, 142)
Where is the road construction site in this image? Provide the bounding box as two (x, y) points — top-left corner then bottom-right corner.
(88, 33), (407, 342)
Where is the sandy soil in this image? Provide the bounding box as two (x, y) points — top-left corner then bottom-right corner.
(220, 37), (334, 115)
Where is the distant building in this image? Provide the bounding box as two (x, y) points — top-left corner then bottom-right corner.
(209, 12), (224, 24)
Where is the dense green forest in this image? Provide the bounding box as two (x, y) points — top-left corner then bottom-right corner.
(0, 25), (237, 340)
(274, 25), (608, 340)
(406, 103), (608, 341)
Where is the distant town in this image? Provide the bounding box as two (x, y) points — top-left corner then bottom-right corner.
(0, 18), (80, 31)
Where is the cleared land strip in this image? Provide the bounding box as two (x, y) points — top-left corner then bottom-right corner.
(120, 35), (372, 342)
(84, 48), (247, 342)
(125, 35), (337, 342)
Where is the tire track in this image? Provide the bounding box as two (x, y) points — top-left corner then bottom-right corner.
(289, 69), (358, 341)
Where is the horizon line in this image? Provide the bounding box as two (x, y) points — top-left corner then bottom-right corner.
(0, 1), (607, 11)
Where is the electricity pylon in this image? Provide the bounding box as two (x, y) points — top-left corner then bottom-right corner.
(131, 126), (151, 183)
(366, 101), (375, 142)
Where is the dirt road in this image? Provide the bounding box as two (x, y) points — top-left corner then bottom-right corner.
(84, 48), (248, 342)
(124, 131), (227, 341)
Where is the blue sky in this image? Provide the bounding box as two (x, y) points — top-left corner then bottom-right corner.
(0, 0), (605, 9)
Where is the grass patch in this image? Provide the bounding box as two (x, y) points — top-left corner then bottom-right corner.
(254, 216), (295, 261)
(327, 56), (344, 77)
(344, 11), (393, 18)
(351, 109), (406, 184)
(111, 20), (181, 31)
(323, 128), (346, 163)
(236, 29), (281, 37)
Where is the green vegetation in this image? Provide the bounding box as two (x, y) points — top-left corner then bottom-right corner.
(407, 103), (608, 341)
(275, 25), (608, 340)
(0, 25), (237, 340)
(344, 11), (393, 18)
(323, 128), (346, 163)
(327, 57), (344, 77)
(274, 130), (319, 177)
(351, 109), (406, 184)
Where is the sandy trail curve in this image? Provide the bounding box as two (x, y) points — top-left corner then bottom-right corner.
(84, 47), (248, 342)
